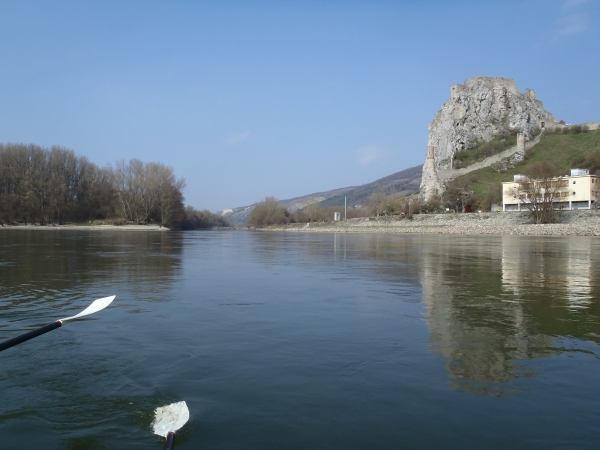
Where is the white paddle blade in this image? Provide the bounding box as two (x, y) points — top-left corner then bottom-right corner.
(152, 401), (190, 438)
(59, 295), (116, 322)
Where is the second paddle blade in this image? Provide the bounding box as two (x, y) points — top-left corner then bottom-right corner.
(152, 401), (189, 438)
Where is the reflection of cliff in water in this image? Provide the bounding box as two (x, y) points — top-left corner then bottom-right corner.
(0, 230), (184, 311)
(421, 235), (600, 395)
(248, 231), (600, 395)
(319, 232), (600, 395)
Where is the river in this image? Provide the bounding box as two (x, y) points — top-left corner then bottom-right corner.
(1, 230), (599, 449)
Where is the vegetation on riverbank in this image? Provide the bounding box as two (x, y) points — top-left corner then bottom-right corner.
(247, 195), (423, 228)
(443, 129), (600, 212)
(246, 197), (373, 227)
(242, 130), (600, 229)
(0, 143), (230, 229)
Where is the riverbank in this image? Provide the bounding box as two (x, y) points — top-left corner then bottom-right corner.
(264, 210), (600, 236)
(0, 224), (169, 231)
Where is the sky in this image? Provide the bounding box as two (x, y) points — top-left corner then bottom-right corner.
(1, 0), (599, 211)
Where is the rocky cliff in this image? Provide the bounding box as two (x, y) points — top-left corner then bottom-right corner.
(420, 77), (558, 201)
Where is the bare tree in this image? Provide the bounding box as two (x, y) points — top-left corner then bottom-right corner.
(247, 197), (290, 227)
(511, 161), (562, 224)
(112, 159), (141, 223)
(366, 189), (387, 216)
(443, 175), (478, 212)
(158, 167), (186, 227)
(302, 201), (324, 222)
(379, 197), (403, 216)
(111, 159), (186, 225)
(480, 184), (502, 212)
(179, 206), (231, 229)
(0, 144), (189, 226)
(47, 146), (79, 224)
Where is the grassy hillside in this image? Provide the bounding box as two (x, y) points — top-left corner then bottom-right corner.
(454, 129), (519, 168)
(449, 129), (600, 208)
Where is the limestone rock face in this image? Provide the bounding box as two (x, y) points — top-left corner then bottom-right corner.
(420, 77), (558, 201)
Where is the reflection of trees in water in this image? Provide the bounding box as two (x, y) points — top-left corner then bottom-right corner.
(0, 231), (184, 312)
(264, 232), (600, 395)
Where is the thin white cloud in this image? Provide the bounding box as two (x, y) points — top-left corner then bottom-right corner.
(563, 0), (587, 10)
(356, 145), (383, 165)
(556, 13), (587, 37)
(225, 131), (251, 145)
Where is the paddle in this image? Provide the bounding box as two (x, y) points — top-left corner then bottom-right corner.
(152, 401), (190, 449)
(0, 295), (116, 353)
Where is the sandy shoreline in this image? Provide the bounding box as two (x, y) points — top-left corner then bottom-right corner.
(0, 224), (169, 231)
(264, 210), (600, 236)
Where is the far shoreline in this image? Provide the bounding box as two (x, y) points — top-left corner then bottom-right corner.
(0, 224), (169, 231)
(261, 210), (600, 237)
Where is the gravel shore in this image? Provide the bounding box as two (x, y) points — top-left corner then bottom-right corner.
(266, 210), (600, 236)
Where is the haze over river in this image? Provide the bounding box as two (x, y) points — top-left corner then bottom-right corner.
(1, 230), (599, 449)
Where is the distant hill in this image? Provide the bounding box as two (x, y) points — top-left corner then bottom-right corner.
(319, 164), (422, 208)
(221, 164), (422, 224)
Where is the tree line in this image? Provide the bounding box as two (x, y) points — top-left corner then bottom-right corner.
(246, 195), (423, 227)
(0, 143), (229, 228)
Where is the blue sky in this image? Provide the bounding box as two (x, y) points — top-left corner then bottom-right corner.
(1, 0), (598, 211)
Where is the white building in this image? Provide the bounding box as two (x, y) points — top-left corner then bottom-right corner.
(502, 169), (599, 211)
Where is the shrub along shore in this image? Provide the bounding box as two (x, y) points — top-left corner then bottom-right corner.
(0, 223), (169, 231)
(261, 210), (600, 236)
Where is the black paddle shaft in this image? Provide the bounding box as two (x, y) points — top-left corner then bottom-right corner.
(0, 321), (62, 352)
(165, 432), (176, 450)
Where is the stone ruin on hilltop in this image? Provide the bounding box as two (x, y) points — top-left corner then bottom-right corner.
(420, 76), (559, 202)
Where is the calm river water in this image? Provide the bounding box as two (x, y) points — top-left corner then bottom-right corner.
(1, 230), (599, 449)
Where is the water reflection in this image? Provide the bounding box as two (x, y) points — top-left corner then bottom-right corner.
(0, 230), (184, 334)
(0, 230), (186, 449)
(421, 237), (540, 395)
(2, 230), (599, 447)
(322, 232), (600, 394)
(501, 236), (596, 309)
(420, 235), (600, 394)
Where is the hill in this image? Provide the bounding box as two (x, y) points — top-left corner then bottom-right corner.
(221, 164), (422, 224)
(421, 76), (559, 201)
(319, 165), (422, 208)
(446, 129), (600, 209)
